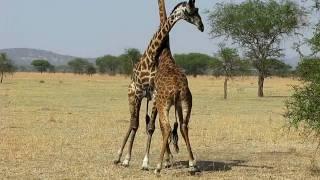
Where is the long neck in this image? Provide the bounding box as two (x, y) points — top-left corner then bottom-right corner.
(143, 15), (178, 66)
(158, 0), (170, 50)
(158, 0), (167, 25)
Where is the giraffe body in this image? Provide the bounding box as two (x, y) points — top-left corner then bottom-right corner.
(153, 48), (198, 174)
(114, 0), (204, 168)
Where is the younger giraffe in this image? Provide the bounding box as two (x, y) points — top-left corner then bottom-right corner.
(150, 0), (203, 174)
(114, 0), (204, 167)
(141, 0), (174, 171)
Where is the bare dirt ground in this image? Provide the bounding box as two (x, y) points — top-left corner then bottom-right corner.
(0, 73), (319, 179)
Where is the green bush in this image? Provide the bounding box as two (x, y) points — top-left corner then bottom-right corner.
(285, 58), (320, 137)
(285, 83), (320, 135)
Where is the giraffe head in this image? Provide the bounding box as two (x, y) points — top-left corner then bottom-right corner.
(170, 0), (204, 32)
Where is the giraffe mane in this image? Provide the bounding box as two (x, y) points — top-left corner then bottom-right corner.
(170, 2), (187, 14)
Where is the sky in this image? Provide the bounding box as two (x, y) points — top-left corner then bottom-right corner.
(0, 0), (315, 61)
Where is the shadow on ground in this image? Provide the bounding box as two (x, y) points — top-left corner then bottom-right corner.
(174, 160), (273, 172)
(264, 95), (289, 98)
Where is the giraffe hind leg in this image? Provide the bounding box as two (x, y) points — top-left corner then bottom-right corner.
(164, 142), (173, 168)
(154, 108), (171, 175)
(180, 99), (200, 174)
(142, 104), (157, 170)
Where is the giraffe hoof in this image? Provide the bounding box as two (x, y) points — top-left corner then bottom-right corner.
(141, 166), (150, 171)
(121, 163), (129, 167)
(188, 165), (201, 175)
(113, 160), (121, 165)
(154, 169), (161, 176)
(121, 164), (129, 167)
(121, 160), (130, 167)
(164, 161), (172, 168)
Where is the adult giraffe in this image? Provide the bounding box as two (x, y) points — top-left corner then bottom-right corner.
(114, 0), (204, 168)
(143, 0), (203, 174)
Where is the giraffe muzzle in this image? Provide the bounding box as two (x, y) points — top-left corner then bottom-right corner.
(198, 23), (204, 32)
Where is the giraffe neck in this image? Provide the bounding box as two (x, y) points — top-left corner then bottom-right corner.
(158, 0), (171, 50)
(158, 0), (167, 25)
(143, 15), (178, 67)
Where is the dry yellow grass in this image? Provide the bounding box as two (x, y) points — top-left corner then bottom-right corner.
(0, 72), (318, 179)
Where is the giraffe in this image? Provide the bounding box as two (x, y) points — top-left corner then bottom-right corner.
(114, 0), (204, 167)
(141, 0), (178, 171)
(144, 0), (203, 175)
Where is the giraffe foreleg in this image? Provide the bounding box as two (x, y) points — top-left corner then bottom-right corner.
(122, 127), (137, 167)
(114, 91), (136, 165)
(114, 126), (132, 165)
(180, 98), (200, 174)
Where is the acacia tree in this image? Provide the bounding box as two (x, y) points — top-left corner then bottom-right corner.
(95, 55), (120, 75)
(174, 53), (214, 77)
(96, 56), (111, 74)
(121, 48), (141, 76)
(0, 53), (15, 83)
(86, 64), (96, 76)
(208, 0), (305, 97)
(68, 58), (90, 74)
(217, 45), (240, 99)
(31, 59), (52, 73)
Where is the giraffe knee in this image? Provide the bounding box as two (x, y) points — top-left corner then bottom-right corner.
(181, 123), (188, 132)
(163, 123), (171, 134)
(181, 123), (188, 128)
(132, 125), (139, 131)
(130, 120), (139, 130)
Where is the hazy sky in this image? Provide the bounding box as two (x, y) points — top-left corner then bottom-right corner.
(0, 0), (314, 59)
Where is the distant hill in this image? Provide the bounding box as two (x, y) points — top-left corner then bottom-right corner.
(0, 48), (94, 66)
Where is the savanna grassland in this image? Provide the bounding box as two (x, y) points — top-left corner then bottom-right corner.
(0, 73), (319, 179)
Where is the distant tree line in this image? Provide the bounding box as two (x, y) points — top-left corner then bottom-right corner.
(6, 47), (295, 78)
(65, 50), (294, 77)
(64, 48), (141, 76)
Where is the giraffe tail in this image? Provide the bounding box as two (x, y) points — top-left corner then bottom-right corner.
(145, 99), (151, 134)
(171, 93), (180, 153)
(171, 121), (179, 153)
